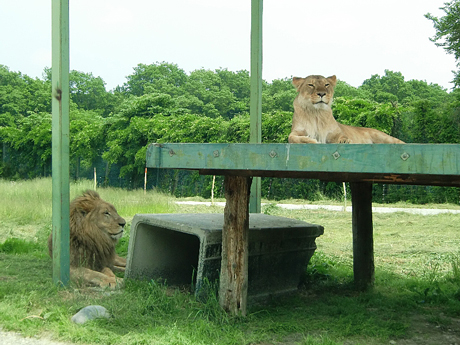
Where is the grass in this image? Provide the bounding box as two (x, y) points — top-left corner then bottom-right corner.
(1, 178), (460, 344)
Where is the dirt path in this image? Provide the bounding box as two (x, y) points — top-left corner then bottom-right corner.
(176, 201), (460, 215)
(3, 315), (460, 345)
(0, 330), (73, 345)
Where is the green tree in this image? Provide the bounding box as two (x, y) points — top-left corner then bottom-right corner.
(115, 93), (177, 119)
(334, 80), (372, 100)
(69, 70), (115, 115)
(333, 97), (406, 138)
(432, 88), (460, 143)
(426, 0), (460, 87)
(405, 79), (449, 107)
(120, 62), (188, 97)
(43, 68), (117, 116)
(360, 70), (407, 104)
(261, 111), (292, 143)
(0, 65), (51, 118)
(69, 109), (108, 176)
(0, 112), (52, 177)
(225, 114), (250, 142)
(216, 68), (250, 100)
(406, 100), (440, 143)
(360, 70), (449, 107)
(103, 113), (228, 183)
(184, 68), (249, 119)
(262, 78), (295, 113)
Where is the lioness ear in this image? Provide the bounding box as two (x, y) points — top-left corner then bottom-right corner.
(292, 77), (305, 91)
(327, 75), (337, 86)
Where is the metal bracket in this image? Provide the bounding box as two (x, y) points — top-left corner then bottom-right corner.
(400, 152), (410, 161)
(332, 151), (341, 160)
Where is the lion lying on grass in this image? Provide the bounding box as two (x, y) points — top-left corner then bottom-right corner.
(48, 190), (126, 289)
(288, 75), (405, 144)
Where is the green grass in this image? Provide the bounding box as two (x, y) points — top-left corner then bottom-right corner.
(2, 178), (460, 344)
(0, 178), (177, 253)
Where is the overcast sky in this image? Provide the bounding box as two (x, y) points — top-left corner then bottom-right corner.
(0, 0), (457, 91)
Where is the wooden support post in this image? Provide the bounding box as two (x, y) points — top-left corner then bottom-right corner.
(219, 175), (252, 316)
(350, 182), (374, 290)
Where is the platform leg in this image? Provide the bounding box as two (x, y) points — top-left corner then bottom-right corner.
(350, 182), (375, 290)
(219, 175), (252, 316)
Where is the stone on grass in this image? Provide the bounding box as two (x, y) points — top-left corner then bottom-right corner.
(71, 305), (111, 325)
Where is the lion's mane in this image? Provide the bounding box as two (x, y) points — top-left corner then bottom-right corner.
(48, 190), (126, 272)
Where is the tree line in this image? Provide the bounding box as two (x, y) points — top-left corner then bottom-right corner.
(1, 61), (459, 204)
(3, 0), (460, 204)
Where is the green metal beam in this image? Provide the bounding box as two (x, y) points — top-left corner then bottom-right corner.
(249, 0), (263, 213)
(146, 143), (460, 186)
(51, 0), (70, 287)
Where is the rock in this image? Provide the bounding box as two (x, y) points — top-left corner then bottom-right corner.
(71, 305), (111, 325)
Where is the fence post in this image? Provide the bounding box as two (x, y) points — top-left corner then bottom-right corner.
(51, 0), (70, 287)
(144, 168), (147, 194)
(249, 0), (263, 213)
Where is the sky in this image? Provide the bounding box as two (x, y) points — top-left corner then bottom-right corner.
(0, 0), (457, 91)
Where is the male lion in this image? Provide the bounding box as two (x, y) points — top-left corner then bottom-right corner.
(288, 75), (405, 144)
(48, 190), (127, 289)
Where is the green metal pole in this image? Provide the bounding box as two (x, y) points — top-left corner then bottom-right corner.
(249, 0), (263, 213)
(51, 0), (70, 287)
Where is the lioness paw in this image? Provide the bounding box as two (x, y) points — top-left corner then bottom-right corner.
(300, 136), (317, 144)
(338, 137), (352, 144)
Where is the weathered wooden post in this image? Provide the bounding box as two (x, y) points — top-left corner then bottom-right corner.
(219, 0), (262, 315)
(219, 176), (252, 316)
(350, 182), (374, 290)
(51, 0), (70, 286)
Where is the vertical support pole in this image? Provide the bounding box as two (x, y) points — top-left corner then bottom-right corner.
(51, 0), (70, 287)
(350, 182), (374, 290)
(211, 175), (216, 205)
(144, 168), (148, 194)
(249, 0), (263, 213)
(220, 176), (252, 316)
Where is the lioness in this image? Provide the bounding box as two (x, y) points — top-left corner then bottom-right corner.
(288, 75), (404, 144)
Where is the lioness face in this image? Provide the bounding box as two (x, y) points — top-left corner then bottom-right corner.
(88, 201), (126, 241)
(293, 75), (337, 110)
